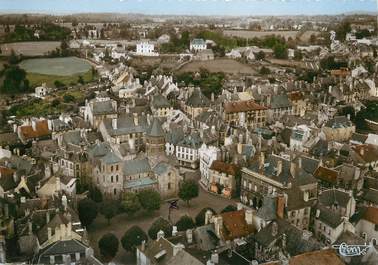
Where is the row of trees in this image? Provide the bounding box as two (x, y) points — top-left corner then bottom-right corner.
(78, 179), (200, 228)
(97, 204), (237, 261)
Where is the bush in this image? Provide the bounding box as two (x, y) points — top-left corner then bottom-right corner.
(175, 215), (195, 231)
(78, 198), (98, 227)
(138, 189), (161, 212)
(121, 226), (148, 253)
(148, 217), (172, 239)
(54, 80), (65, 88)
(178, 179), (199, 206)
(221, 205), (237, 213)
(195, 207), (216, 226)
(98, 233), (119, 260)
(63, 94), (75, 103)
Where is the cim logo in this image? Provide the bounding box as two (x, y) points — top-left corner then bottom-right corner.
(332, 242), (371, 257)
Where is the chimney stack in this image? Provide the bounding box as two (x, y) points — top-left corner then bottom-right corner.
(277, 160), (283, 175)
(112, 118), (118, 130)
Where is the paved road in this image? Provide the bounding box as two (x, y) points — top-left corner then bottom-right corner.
(87, 182), (235, 264)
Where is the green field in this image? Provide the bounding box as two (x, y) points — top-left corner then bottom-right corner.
(27, 70), (93, 87)
(18, 57), (94, 87)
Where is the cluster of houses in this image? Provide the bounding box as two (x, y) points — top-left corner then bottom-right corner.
(1, 18), (378, 265)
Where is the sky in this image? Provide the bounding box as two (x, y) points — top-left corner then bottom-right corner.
(1, 0), (377, 16)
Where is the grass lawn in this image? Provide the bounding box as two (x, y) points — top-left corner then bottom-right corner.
(27, 69), (93, 87)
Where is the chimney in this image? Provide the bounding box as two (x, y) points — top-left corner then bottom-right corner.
(276, 195), (285, 219)
(186, 229), (193, 244)
(328, 85), (332, 93)
(173, 243), (185, 257)
(259, 152), (265, 169)
(205, 210), (213, 225)
(316, 209), (320, 218)
(133, 113), (139, 126)
(112, 118), (118, 130)
(211, 125), (216, 135)
(214, 216), (223, 238)
(245, 209), (253, 225)
(46, 211), (50, 223)
(31, 120), (37, 131)
(56, 177), (61, 192)
(347, 114), (351, 120)
(172, 226), (178, 236)
(47, 227), (52, 240)
(298, 157), (302, 169)
(157, 230), (165, 240)
(290, 162), (297, 177)
(360, 147), (365, 156)
(277, 160), (283, 175)
(271, 221), (278, 237)
(211, 250), (219, 264)
(237, 143), (243, 155)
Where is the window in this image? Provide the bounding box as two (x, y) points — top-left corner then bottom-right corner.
(114, 189), (117, 195)
(168, 183), (171, 190)
(111, 165), (114, 172)
(116, 175), (119, 182)
(116, 165), (119, 171)
(111, 176), (113, 183)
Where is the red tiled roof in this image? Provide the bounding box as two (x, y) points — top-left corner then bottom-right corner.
(220, 210), (254, 240)
(19, 120), (50, 140)
(210, 160), (239, 176)
(0, 166), (15, 177)
(362, 207), (378, 225)
(224, 100), (267, 114)
(352, 144), (378, 163)
(288, 91), (304, 101)
(314, 166), (338, 184)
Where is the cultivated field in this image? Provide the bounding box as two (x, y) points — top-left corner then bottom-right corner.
(177, 58), (257, 75)
(0, 41), (61, 56)
(19, 57), (92, 76)
(223, 30), (299, 40)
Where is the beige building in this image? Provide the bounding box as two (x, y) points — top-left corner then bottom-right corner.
(223, 100), (267, 129)
(208, 160), (239, 199)
(322, 116), (355, 142)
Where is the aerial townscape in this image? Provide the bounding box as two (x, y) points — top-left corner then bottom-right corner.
(0, 0), (378, 264)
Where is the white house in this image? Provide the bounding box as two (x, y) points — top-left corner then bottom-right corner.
(198, 144), (220, 187)
(190, 39), (207, 52)
(136, 41), (158, 57)
(354, 206), (378, 246)
(35, 83), (52, 98)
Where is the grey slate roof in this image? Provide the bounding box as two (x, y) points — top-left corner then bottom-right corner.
(317, 205), (343, 228)
(152, 94), (171, 109)
(186, 88), (210, 108)
(178, 132), (203, 149)
(92, 100), (116, 115)
(153, 162), (170, 175)
(103, 113), (148, 136)
(123, 158), (151, 176)
(87, 142), (112, 159)
(256, 195), (277, 221)
(319, 189), (351, 209)
(166, 127), (185, 145)
(99, 151), (122, 164)
(254, 218), (320, 255)
(270, 94), (292, 109)
(147, 117), (165, 137)
(325, 116), (353, 129)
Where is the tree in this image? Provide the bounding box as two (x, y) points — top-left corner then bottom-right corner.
(100, 200), (119, 225)
(78, 198), (98, 227)
(51, 99), (60, 107)
(259, 66), (271, 75)
(148, 217), (172, 239)
(89, 186), (103, 202)
(273, 43), (288, 59)
(138, 189), (161, 212)
(195, 207), (216, 226)
(178, 179), (199, 206)
(221, 205), (237, 213)
(8, 49), (19, 65)
(294, 50), (303, 61)
(54, 80), (65, 88)
(98, 233), (119, 261)
(1, 65), (30, 94)
(175, 215), (195, 231)
(121, 226), (148, 253)
(78, 75), (85, 85)
(255, 51), (265, 61)
(63, 94), (75, 103)
(121, 192), (141, 216)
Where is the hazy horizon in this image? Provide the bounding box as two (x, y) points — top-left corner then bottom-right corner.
(1, 0), (377, 16)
